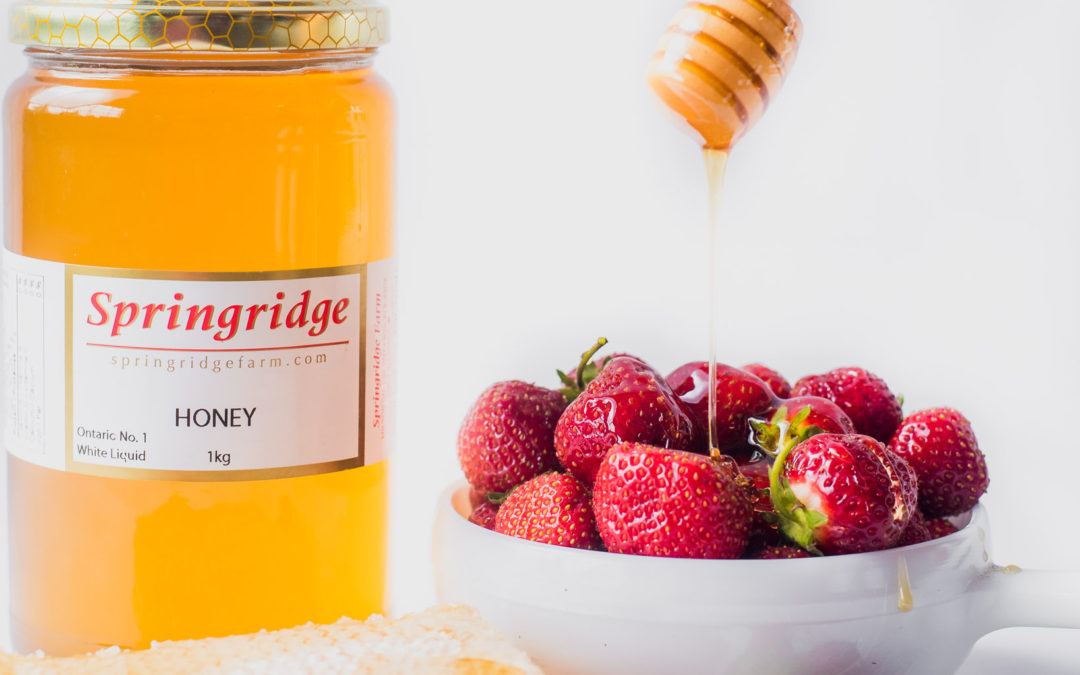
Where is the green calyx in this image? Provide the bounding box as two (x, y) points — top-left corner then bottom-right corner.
(558, 337), (610, 404)
(764, 409), (827, 556)
(749, 405), (825, 458)
(748, 406), (787, 456)
(485, 491), (510, 505)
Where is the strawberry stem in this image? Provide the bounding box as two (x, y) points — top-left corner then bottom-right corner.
(558, 337), (610, 404)
(767, 421), (794, 493)
(766, 421), (825, 556)
(575, 337), (608, 391)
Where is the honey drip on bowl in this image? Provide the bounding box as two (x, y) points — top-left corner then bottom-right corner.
(897, 557), (914, 612)
(647, 0), (802, 451)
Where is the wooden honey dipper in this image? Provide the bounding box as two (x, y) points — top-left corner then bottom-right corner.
(647, 0), (802, 149)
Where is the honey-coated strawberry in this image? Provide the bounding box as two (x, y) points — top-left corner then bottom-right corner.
(494, 473), (600, 549)
(458, 381), (565, 495)
(555, 356), (695, 486)
(773, 434), (916, 555)
(776, 396), (854, 435)
(749, 396), (855, 456)
(887, 408), (988, 517)
(592, 443), (753, 559)
(793, 367), (902, 443)
(667, 362), (775, 453)
(741, 363), (792, 398)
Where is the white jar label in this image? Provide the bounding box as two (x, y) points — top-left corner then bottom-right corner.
(2, 249), (392, 480)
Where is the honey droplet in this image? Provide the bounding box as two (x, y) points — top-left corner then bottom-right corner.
(897, 557), (914, 613)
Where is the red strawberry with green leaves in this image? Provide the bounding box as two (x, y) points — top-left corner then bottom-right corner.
(666, 362), (776, 453)
(887, 407), (988, 517)
(748, 396), (855, 456)
(742, 403), (843, 546)
(555, 356), (696, 485)
(494, 472), (600, 549)
(769, 433), (916, 555)
(792, 367), (903, 443)
(742, 363), (792, 398)
(468, 501), (499, 531)
(592, 443), (753, 559)
(458, 380), (566, 495)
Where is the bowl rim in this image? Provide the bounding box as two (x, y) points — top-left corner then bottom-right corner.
(435, 480), (994, 622)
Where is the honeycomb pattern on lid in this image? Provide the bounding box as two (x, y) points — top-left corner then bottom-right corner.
(10, 0), (388, 51)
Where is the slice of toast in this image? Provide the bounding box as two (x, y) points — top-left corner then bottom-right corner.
(2, 606), (541, 674)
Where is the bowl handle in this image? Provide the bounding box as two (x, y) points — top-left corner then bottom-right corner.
(974, 565), (1080, 633)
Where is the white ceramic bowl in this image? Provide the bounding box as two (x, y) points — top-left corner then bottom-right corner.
(433, 481), (1080, 674)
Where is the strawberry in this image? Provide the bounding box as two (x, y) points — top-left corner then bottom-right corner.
(898, 510), (960, 546)
(741, 363), (792, 398)
(792, 367), (903, 443)
(776, 396), (855, 435)
(749, 545), (811, 559)
(770, 433), (916, 555)
(468, 501), (499, 531)
(925, 517), (959, 539)
(468, 488), (486, 511)
(592, 443), (753, 559)
(736, 456), (773, 511)
(887, 407), (988, 517)
(896, 509), (932, 546)
(734, 458), (779, 546)
(667, 362), (776, 453)
(494, 473), (600, 549)
(555, 356), (696, 485)
(748, 396), (855, 455)
(458, 380), (566, 495)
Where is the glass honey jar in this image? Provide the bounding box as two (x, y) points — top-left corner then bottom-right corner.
(3, 0), (394, 654)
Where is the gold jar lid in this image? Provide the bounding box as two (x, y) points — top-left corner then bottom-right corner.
(10, 0), (388, 51)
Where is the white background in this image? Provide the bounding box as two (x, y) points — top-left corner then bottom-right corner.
(2, 1), (1079, 672)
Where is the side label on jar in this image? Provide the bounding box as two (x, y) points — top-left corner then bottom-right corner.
(2, 249), (392, 480)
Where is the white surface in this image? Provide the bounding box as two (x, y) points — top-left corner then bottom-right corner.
(1, 1), (1079, 672)
(435, 484), (1080, 675)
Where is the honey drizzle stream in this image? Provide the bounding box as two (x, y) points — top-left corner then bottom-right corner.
(704, 148), (730, 455)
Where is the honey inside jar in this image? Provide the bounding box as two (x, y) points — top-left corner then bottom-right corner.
(5, 2), (394, 655)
